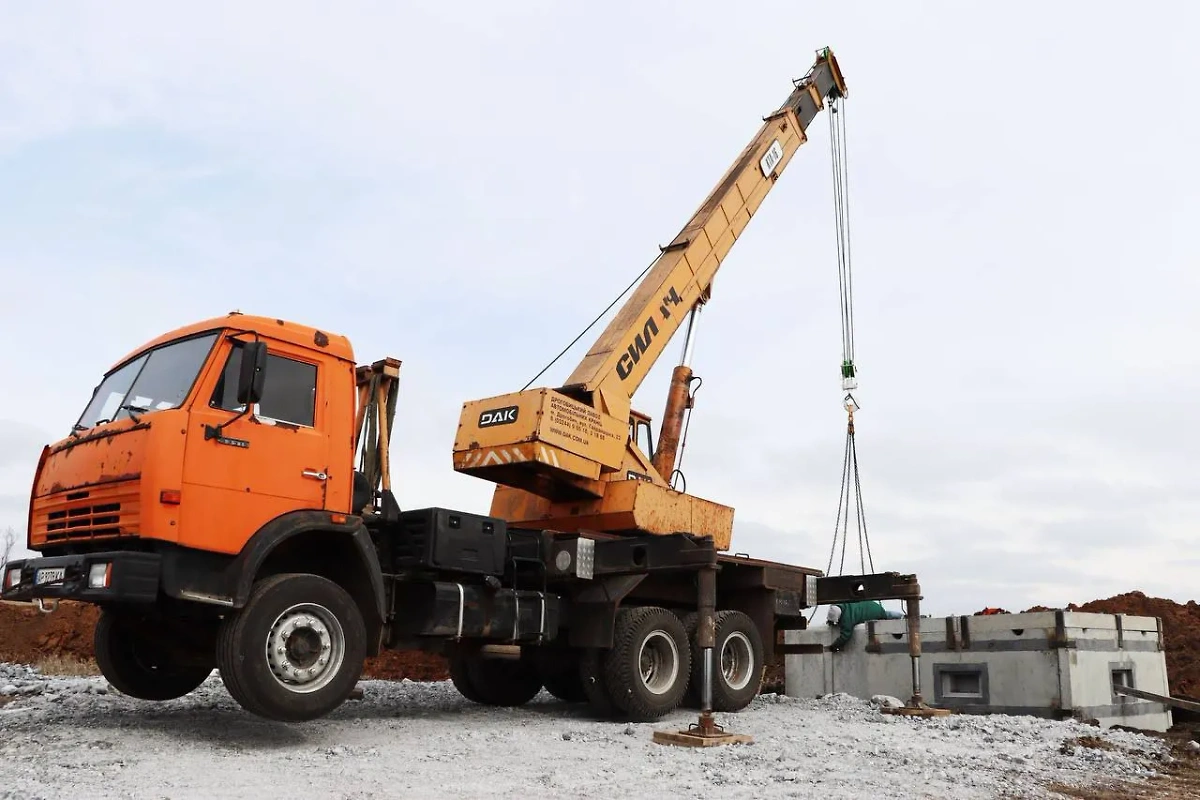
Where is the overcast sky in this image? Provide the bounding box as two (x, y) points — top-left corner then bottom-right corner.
(1, 2), (1197, 617)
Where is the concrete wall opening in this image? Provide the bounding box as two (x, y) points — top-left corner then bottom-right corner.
(1111, 665), (1135, 704)
(933, 663), (989, 705)
(944, 671), (982, 697)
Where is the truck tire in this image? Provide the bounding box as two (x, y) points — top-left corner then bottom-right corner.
(216, 573), (366, 722)
(678, 611), (699, 707)
(448, 649), (543, 707)
(676, 614), (700, 705)
(447, 648), (487, 704)
(602, 606), (691, 721)
(536, 651), (587, 703)
(578, 647), (618, 718)
(694, 610), (764, 712)
(94, 610), (213, 701)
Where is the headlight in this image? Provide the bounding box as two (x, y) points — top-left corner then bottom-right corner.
(88, 562), (112, 589)
(3, 567), (20, 590)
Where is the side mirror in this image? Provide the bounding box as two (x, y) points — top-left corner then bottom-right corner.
(236, 341), (268, 406)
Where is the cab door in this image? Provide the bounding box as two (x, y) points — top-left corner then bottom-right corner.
(181, 337), (332, 555)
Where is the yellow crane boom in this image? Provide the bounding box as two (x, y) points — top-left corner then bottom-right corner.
(452, 48), (847, 550)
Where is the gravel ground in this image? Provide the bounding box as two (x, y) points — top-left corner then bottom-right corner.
(0, 663), (1177, 799)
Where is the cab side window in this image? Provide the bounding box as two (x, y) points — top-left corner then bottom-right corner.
(211, 343), (318, 427)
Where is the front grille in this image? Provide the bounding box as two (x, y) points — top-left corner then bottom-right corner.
(46, 502), (122, 539)
(31, 482), (141, 544)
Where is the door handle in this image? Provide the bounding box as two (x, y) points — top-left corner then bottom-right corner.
(302, 470), (328, 481)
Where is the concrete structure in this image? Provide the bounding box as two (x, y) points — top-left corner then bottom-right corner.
(785, 610), (1173, 732)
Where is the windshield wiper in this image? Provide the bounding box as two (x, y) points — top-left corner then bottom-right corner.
(119, 404), (150, 423)
(71, 404), (153, 435)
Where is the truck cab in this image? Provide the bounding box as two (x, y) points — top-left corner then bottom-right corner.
(3, 313), (395, 721)
(28, 312), (357, 559)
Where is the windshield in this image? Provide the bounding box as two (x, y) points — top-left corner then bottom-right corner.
(75, 332), (219, 430)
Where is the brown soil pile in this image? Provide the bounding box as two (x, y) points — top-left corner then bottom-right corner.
(361, 649), (448, 681)
(760, 655), (785, 694)
(0, 600), (449, 682)
(1018, 591), (1200, 698)
(0, 600), (99, 663)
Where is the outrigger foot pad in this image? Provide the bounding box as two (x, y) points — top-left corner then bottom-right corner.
(881, 699), (952, 718)
(652, 712), (754, 748)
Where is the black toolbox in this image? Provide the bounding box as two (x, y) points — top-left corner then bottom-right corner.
(394, 507), (507, 576)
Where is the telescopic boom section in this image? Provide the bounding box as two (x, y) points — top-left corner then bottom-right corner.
(563, 50), (847, 404)
(452, 49), (846, 549)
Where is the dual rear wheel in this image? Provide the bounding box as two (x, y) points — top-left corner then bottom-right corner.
(679, 609), (765, 712)
(446, 605), (763, 723)
(578, 606), (764, 721)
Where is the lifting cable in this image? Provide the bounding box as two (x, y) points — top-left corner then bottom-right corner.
(813, 95), (886, 620)
(520, 254), (661, 391)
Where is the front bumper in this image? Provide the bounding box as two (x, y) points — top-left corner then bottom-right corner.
(1, 551), (161, 604)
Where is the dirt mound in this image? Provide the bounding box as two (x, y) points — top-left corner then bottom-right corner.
(1021, 591), (1200, 697)
(0, 600), (448, 682)
(761, 657), (785, 694)
(0, 600), (98, 664)
(362, 649), (448, 681)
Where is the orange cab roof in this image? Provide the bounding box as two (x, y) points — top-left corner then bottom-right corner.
(109, 312), (356, 371)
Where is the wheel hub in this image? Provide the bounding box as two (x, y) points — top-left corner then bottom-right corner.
(638, 630), (680, 695)
(721, 631), (754, 691)
(266, 603), (346, 694)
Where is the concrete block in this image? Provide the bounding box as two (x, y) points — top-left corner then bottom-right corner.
(784, 611), (1173, 732)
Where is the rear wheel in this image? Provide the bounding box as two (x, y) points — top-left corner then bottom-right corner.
(448, 647), (543, 707)
(680, 612), (699, 707)
(602, 606), (691, 721)
(578, 647), (618, 717)
(535, 650), (587, 703)
(216, 573), (366, 722)
(94, 610), (213, 701)
(448, 646), (486, 704)
(692, 610), (764, 712)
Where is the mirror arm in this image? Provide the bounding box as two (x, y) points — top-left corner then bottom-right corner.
(206, 330), (266, 443)
(204, 403), (256, 442)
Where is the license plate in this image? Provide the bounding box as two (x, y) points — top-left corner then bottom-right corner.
(35, 568), (66, 585)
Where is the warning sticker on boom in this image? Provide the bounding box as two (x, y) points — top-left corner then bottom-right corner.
(544, 394), (621, 453)
(759, 139), (784, 176)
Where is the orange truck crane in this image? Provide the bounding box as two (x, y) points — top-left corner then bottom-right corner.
(2, 48), (927, 727)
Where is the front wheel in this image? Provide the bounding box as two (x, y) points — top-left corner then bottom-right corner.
(94, 610), (213, 701)
(216, 573), (366, 722)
